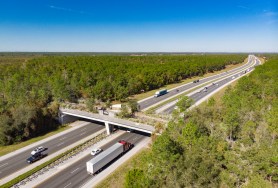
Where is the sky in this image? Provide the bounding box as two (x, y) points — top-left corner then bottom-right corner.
(0, 0), (277, 52)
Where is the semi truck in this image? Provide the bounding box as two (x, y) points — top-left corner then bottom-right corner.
(86, 140), (133, 175)
(154, 89), (168, 97)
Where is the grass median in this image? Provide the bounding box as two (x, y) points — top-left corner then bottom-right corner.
(1, 131), (107, 188)
(130, 59), (246, 101)
(0, 125), (70, 157)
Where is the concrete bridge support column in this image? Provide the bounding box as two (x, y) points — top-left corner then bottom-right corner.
(105, 122), (111, 135)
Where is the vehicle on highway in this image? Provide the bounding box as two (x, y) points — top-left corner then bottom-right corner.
(193, 79), (200, 83)
(103, 110), (109, 115)
(86, 140), (133, 175)
(91, 148), (103, 156)
(204, 87), (208, 92)
(26, 152), (47, 164)
(232, 76), (235, 79)
(31, 146), (47, 155)
(154, 89), (168, 97)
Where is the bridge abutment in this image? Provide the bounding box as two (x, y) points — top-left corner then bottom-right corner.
(59, 113), (79, 124)
(105, 122), (114, 135)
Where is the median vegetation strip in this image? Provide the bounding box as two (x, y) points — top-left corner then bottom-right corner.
(145, 59), (253, 114)
(1, 130), (107, 188)
(0, 125), (69, 157)
(124, 56), (277, 187)
(0, 54), (246, 146)
(131, 58), (247, 101)
(145, 76), (229, 114)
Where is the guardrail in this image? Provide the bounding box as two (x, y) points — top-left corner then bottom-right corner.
(2, 130), (107, 188)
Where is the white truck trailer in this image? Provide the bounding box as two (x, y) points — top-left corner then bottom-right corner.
(86, 140), (132, 174)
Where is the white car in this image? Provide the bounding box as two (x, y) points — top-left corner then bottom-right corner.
(231, 76), (235, 79)
(31, 146), (46, 155)
(91, 148), (102, 156)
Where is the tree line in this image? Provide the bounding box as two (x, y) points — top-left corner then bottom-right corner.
(0, 54), (245, 145)
(124, 56), (278, 187)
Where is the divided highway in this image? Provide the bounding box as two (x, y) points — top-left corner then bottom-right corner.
(37, 132), (147, 188)
(161, 56), (261, 114)
(0, 55), (260, 187)
(0, 123), (104, 179)
(139, 55), (255, 110)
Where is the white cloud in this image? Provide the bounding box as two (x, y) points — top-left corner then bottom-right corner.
(48, 5), (89, 15)
(263, 10), (278, 17)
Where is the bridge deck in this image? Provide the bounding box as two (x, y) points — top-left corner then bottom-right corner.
(60, 108), (155, 134)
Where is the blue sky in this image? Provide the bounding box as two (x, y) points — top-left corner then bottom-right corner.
(0, 0), (277, 52)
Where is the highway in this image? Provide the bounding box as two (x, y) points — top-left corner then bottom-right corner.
(162, 57), (261, 114)
(0, 55), (258, 186)
(138, 55), (255, 110)
(36, 132), (147, 188)
(0, 123), (104, 179)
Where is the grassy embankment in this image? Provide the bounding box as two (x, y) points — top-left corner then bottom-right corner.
(0, 125), (69, 157)
(95, 149), (150, 188)
(130, 58), (247, 101)
(95, 56), (266, 187)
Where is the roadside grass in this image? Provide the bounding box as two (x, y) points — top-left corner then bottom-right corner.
(198, 62), (259, 108)
(198, 79), (239, 108)
(1, 131), (106, 188)
(130, 59), (246, 101)
(145, 84), (205, 114)
(95, 149), (150, 188)
(259, 57), (265, 64)
(0, 125), (70, 157)
(145, 69), (242, 114)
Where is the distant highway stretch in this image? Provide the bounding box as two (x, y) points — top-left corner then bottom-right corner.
(0, 123), (104, 179)
(139, 55), (255, 110)
(37, 132), (146, 188)
(162, 56), (261, 114)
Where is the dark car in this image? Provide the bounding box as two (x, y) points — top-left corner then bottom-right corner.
(103, 110), (109, 115)
(193, 79), (200, 83)
(26, 153), (47, 164)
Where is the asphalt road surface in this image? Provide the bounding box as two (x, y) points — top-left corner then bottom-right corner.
(0, 123), (104, 179)
(36, 132), (147, 188)
(139, 55), (255, 110)
(162, 58), (260, 114)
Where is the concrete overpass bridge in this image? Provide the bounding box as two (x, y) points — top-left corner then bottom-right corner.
(59, 108), (155, 135)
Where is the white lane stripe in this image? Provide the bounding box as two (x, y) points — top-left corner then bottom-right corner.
(0, 163), (8, 168)
(64, 182), (71, 188)
(70, 167), (79, 174)
(79, 132), (86, 136)
(57, 142), (64, 147)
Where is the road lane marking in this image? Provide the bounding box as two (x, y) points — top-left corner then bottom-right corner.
(80, 128), (87, 131)
(57, 142), (64, 147)
(70, 167), (80, 174)
(0, 163), (8, 168)
(64, 182), (71, 188)
(80, 132), (86, 136)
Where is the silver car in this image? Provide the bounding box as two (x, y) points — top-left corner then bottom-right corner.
(91, 148), (102, 156)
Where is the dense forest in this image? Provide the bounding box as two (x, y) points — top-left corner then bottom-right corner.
(0, 54), (245, 145)
(124, 56), (278, 187)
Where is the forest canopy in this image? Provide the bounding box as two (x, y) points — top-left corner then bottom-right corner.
(124, 55), (278, 187)
(0, 54), (245, 145)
